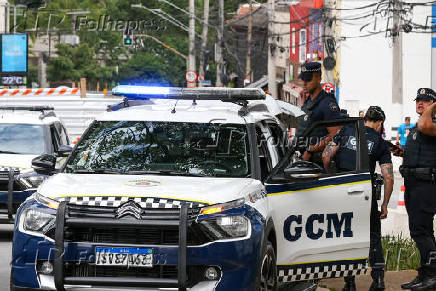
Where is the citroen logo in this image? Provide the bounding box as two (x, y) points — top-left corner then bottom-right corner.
(116, 200), (142, 219)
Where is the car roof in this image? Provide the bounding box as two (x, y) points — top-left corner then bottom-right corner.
(0, 111), (59, 125)
(97, 98), (279, 124)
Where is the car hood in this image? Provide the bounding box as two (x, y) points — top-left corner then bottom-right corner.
(38, 173), (261, 205)
(0, 154), (37, 171)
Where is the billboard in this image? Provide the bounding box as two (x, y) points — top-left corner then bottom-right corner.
(1, 34), (28, 73)
(0, 34), (28, 85)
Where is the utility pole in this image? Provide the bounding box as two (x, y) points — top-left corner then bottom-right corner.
(199, 0), (210, 87)
(188, 0), (196, 87)
(268, 0), (277, 98)
(245, 0), (253, 85)
(392, 0), (403, 120)
(216, 0), (224, 87)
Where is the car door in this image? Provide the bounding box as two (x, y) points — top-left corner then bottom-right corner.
(266, 118), (371, 283)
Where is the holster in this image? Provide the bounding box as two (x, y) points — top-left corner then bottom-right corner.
(400, 166), (436, 182)
(372, 173), (384, 200)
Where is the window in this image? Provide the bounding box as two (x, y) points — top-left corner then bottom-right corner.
(66, 121), (250, 178)
(292, 28), (296, 54)
(50, 124), (60, 152)
(263, 121), (287, 161)
(299, 29), (307, 63)
(0, 124), (46, 155)
(54, 122), (69, 145)
(256, 125), (272, 181)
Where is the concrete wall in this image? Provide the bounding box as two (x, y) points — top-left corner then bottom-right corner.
(338, 0), (431, 140)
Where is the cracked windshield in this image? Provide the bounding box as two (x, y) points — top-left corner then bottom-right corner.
(65, 121), (250, 177)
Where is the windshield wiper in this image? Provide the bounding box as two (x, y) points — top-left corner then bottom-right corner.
(72, 168), (124, 174)
(127, 170), (206, 177)
(0, 150), (20, 154)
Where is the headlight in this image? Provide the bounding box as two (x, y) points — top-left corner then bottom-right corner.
(200, 198), (245, 215)
(22, 208), (56, 233)
(199, 215), (250, 240)
(34, 192), (59, 209)
(17, 173), (47, 189)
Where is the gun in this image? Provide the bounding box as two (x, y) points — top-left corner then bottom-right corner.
(372, 173), (384, 200)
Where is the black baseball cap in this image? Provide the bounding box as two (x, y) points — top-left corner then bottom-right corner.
(415, 88), (436, 101)
(298, 62), (321, 82)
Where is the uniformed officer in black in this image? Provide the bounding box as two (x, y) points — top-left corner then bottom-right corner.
(322, 106), (394, 291)
(399, 88), (436, 291)
(294, 62), (342, 164)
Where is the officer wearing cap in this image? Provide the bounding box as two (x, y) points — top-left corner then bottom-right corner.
(295, 62), (342, 164)
(322, 106), (394, 291)
(399, 88), (436, 290)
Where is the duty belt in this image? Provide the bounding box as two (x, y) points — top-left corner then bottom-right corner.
(399, 166), (436, 182)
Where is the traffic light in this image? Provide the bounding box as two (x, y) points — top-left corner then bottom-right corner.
(123, 29), (133, 46)
(326, 38), (336, 55)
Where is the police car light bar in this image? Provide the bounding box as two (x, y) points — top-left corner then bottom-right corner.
(112, 86), (266, 101)
(0, 106), (54, 112)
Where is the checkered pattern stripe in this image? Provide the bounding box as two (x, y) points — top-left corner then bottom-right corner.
(55, 196), (206, 208)
(278, 260), (368, 283)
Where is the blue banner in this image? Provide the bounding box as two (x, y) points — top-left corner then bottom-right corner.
(1, 34), (27, 73)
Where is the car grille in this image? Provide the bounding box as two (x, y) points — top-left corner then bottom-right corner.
(61, 263), (206, 287)
(65, 263), (178, 278)
(60, 225), (207, 245)
(0, 170), (22, 192)
(45, 203), (211, 246)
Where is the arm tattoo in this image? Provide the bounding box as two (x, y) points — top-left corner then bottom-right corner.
(380, 163), (394, 181)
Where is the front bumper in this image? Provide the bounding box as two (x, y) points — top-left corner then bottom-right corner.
(0, 168), (35, 221)
(12, 200), (265, 291)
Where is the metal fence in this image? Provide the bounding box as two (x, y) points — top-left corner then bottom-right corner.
(0, 93), (122, 140)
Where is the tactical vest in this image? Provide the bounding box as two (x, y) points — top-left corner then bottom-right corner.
(403, 119), (436, 168)
(295, 93), (338, 139)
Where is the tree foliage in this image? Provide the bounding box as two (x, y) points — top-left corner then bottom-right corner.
(20, 0), (244, 87)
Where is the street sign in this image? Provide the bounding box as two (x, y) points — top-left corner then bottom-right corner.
(200, 80), (212, 86)
(185, 71), (198, 83)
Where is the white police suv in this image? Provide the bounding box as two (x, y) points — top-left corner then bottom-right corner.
(0, 106), (71, 223)
(11, 87), (372, 290)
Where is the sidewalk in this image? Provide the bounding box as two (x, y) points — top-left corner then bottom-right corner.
(317, 270), (418, 291)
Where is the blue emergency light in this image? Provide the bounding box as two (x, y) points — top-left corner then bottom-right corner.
(111, 85), (266, 101)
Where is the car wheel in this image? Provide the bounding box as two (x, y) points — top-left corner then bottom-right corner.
(258, 240), (277, 291)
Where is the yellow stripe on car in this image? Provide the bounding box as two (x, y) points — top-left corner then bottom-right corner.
(268, 180), (371, 197)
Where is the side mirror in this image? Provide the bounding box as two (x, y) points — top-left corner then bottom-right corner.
(32, 154), (57, 175)
(284, 161), (323, 180)
(57, 145), (73, 157)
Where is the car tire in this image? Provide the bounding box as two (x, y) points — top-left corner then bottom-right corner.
(257, 240), (277, 291)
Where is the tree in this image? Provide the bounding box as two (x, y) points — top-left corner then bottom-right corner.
(47, 43), (115, 87)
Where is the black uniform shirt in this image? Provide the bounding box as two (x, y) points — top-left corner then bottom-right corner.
(296, 90), (341, 139)
(403, 117), (436, 168)
(334, 126), (392, 174)
(301, 90), (341, 124)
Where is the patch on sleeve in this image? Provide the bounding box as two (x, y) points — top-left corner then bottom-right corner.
(329, 102), (339, 112)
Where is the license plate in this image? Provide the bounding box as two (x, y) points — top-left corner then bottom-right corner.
(95, 247), (153, 268)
